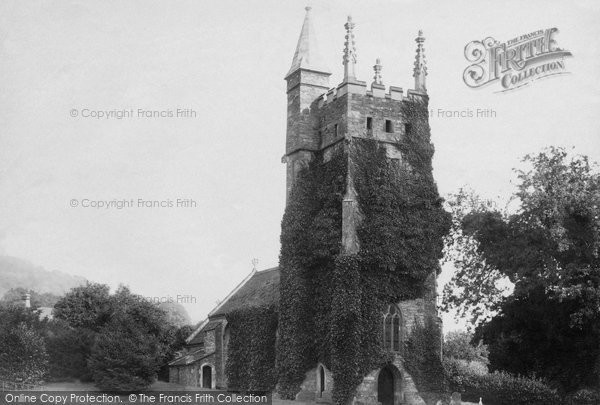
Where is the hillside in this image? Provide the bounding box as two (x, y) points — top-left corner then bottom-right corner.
(0, 256), (87, 299)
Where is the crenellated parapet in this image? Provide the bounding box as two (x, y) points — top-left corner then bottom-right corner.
(283, 8), (430, 201)
(317, 82), (428, 108)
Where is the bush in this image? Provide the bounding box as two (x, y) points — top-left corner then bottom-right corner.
(54, 284), (173, 390)
(444, 331), (489, 366)
(0, 306), (48, 384)
(45, 319), (94, 382)
(88, 323), (161, 391)
(572, 388), (600, 405)
(444, 358), (560, 405)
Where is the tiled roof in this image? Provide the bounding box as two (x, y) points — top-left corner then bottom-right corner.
(209, 267), (279, 317)
(168, 348), (211, 367)
(187, 319), (221, 346)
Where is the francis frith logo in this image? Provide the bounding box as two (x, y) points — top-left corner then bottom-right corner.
(463, 28), (572, 92)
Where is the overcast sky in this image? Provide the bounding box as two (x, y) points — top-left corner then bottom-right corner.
(1, 0), (598, 330)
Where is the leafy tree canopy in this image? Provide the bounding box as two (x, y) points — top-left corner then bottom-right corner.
(442, 147), (600, 390)
(53, 283), (183, 390)
(443, 331), (489, 365)
(1, 287), (61, 308)
(0, 306), (49, 384)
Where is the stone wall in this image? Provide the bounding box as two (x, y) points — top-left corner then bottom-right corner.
(352, 357), (426, 405)
(170, 363), (199, 387)
(285, 70), (330, 154)
(295, 364), (334, 403)
(213, 321), (225, 388)
(169, 321), (225, 388)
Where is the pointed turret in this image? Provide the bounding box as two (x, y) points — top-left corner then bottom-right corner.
(342, 16), (357, 81)
(413, 30), (427, 93)
(285, 7), (330, 78)
(284, 7), (331, 202)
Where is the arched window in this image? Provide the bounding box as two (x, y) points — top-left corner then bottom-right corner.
(382, 305), (402, 352)
(317, 364), (326, 397)
(201, 364), (213, 388)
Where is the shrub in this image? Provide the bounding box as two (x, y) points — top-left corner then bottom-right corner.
(0, 306), (48, 384)
(443, 331), (489, 366)
(54, 284), (173, 390)
(45, 320), (94, 381)
(88, 323), (161, 391)
(572, 388), (600, 405)
(444, 358), (560, 405)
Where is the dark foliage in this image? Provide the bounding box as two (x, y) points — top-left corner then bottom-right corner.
(88, 316), (162, 391)
(276, 99), (450, 404)
(53, 284), (176, 390)
(225, 306), (278, 391)
(0, 306), (48, 384)
(157, 324), (194, 381)
(404, 317), (446, 393)
(444, 147), (600, 391)
(276, 149), (347, 399)
(45, 319), (95, 381)
(475, 286), (599, 391)
(444, 358), (560, 405)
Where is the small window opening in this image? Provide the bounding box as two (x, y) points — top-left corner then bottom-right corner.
(319, 366), (325, 396)
(366, 117), (373, 130)
(334, 124), (339, 137)
(405, 123), (412, 136)
(385, 120), (393, 133)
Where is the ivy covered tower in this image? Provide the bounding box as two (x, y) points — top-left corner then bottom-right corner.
(277, 8), (450, 405)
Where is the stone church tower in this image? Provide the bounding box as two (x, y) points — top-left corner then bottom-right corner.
(169, 8), (446, 405)
(280, 8), (443, 405)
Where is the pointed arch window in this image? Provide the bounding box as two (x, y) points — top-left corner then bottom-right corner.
(382, 305), (402, 352)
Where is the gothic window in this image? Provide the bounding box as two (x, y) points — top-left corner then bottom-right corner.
(382, 305), (402, 352)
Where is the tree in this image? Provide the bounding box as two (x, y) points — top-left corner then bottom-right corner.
(157, 324), (194, 381)
(53, 283), (112, 331)
(53, 284), (176, 390)
(442, 147), (600, 391)
(89, 316), (162, 391)
(45, 318), (95, 381)
(0, 288), (61, 308)
(443, 331), (489, 365)
(157, 302), (191, 328)
(0, 306), (49, 384)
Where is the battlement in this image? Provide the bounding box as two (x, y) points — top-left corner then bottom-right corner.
(318, 81), (427, 109)
(283, 8), (430, 201)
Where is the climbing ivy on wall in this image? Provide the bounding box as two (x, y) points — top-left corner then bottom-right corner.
(225, 306), (278, 391)
(277, 149), (348, 398)
(403, 316), (447, 394)
(277, 98), (451, 404)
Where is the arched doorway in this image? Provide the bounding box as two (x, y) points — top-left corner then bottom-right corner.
(377, 366), (395, 405)
(202, 365), (212, 388)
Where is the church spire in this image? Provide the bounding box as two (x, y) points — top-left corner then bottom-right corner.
(285, 6), (330, 79)
(413, 30), (427, 93)
(342, 16), (357, 81)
